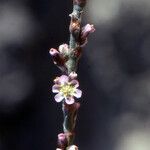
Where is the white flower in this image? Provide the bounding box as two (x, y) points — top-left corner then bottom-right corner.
(52, 72), (82, 105)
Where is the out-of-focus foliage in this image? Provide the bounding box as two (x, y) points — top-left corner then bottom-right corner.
(84, 0), (150, 150)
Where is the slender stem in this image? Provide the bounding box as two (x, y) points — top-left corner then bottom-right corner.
(69, 5), (82, 49)
(62, 102), (80, 146)
(65, 2), (85, 74)
(62, 0), (86, 149)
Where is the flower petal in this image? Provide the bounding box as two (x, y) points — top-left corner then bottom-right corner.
(54, 77), (60, 84)
(54, 93), (64, 102)
(52, 85), (60, 93)
(70, 80), (79, 88)
(60, 75), (69, 84)
(73, 89), (82, 98)
(65, 97), (75, 105)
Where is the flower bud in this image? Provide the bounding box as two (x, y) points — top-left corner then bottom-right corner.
(59, 44), (69, 55)
(80, 24), (95, 46)
(73, 0), (86, 7)
(81, 24), (95, 39)
(57, 133), (67, 149)
(49, 48), (68, 72)
(69, 72), (78, 79)
(49, 48), (59, 56)
(49, 48), (64, 65)
(66, 145), (78, 150)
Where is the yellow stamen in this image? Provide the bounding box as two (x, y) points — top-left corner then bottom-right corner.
(60, 84), (75, 97)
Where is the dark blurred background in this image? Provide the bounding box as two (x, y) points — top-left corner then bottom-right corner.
(0, 0), (150, 150)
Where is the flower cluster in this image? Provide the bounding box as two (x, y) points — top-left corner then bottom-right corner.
(52, 72), (82, 105)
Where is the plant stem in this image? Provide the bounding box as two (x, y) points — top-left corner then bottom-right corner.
(62, 0), (86, 148)
(65, 1), (86, 74)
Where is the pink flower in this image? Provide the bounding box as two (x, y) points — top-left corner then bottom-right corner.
(52, 72), (82, 105)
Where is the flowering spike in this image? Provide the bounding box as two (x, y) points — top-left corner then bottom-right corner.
(50, 0), (95, 149)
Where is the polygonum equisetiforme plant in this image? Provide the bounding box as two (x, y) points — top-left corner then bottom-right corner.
(49, 0), (95, 149)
